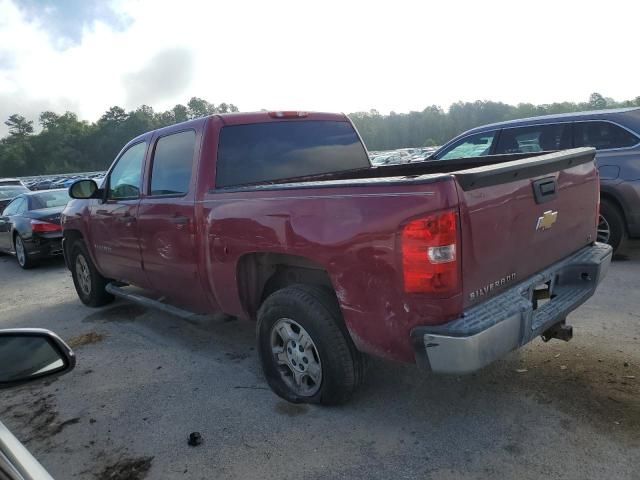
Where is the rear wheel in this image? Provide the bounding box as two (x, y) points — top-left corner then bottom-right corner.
(257, 284), (366, 405)
(70, 241), (114, 307)
(14, 235), (36, 269)
(598, 199), (626, 254)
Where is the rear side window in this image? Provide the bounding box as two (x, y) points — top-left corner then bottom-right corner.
(495, 123), (571, 154)
(436, 131), (497, 160)
(574, 121), (639, 150)
(216, 121), (370, 187)
(30, 190), (70, 210)
(150, 130), (196, 196)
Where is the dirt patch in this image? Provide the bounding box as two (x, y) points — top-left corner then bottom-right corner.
(97, 456), (154, 480)
(83, 304), (147, 323)
(275, 401), (309, 417)
(499, 341), (640, 438)
(7, 392), (82, 445)
(225, 351), (250, 361)
(68, 331), (106, 348)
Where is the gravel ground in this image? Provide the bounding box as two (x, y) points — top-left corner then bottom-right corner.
(0, 244), (638, 480)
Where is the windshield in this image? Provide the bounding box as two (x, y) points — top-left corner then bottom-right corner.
(0, 186), (28, 199)
(30, 190), (70, 210)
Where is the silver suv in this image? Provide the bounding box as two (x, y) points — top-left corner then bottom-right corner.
(430, 107), (640, 253)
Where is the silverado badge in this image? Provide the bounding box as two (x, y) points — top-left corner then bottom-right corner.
(536, 210), (558, 231)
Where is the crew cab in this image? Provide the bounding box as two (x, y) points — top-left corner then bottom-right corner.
(62, 111), (612, 404)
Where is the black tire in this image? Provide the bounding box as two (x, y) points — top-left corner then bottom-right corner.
(257, 284), (365, 405)
(599, 199), (626, 254)
(14, 234), (36, 269)
(70, 240), (114, 307)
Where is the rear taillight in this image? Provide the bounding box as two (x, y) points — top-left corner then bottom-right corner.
(402, 210), (459, 294)
(31, 220), (61, 233)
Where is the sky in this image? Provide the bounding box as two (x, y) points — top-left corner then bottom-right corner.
(0, 0), (638, 136)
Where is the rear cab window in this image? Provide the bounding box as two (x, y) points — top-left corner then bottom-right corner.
(495, 123), (571, 154)
(215, 120), (370, 188)
(150, 130), (196, 196)
(574, 121), (639, 150)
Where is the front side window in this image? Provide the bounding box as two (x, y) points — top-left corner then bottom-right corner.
(108, 142), (147, 200)
(150, 130), (196, 196)
(436, 131), (497, 160)
(574, 121), (639, 150)
(495, 124), (571, 154)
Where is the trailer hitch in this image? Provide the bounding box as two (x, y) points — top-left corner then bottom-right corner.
(541, 321), (573, 342)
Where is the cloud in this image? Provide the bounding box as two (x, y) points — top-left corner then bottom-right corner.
(121, 48), (194, 108)
(0, 91), (80, 137)
(12, 0), (131, 49)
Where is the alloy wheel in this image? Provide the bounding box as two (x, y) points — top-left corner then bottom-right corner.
(270, 318), (322, 396)
(15, 237), (26, 266)
(597, 214), (610, 244)
(75, 254), (92, 296)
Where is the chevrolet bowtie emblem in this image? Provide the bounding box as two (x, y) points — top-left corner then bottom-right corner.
(536, 210), (558, 231)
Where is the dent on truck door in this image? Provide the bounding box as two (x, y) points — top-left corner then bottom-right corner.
(137, 129), (208, 311)
(89, 141), (147, 286)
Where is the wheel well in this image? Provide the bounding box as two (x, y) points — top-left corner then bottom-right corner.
(600, 192), (627, 224)
(63, 230), (84, 269)
(236, 253), (334, 319)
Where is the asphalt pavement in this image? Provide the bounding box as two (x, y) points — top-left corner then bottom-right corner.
(0, 244), (638, 479)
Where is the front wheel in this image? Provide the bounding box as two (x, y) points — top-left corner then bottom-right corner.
(257, 284), (366, 405)
(70, 241), (114, 307)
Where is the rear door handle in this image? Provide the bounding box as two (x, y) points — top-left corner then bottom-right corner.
(117, 213), (136, 223)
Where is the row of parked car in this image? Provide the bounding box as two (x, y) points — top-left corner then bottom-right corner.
(369, 146), (439, 165)
(21, 171), (106, 191)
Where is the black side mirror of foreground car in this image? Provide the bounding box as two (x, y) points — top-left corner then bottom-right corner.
(0, 329), (76, 389)
(69, 179), (101, 200)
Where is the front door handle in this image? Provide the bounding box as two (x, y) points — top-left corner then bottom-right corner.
(170, 215), (189, 225)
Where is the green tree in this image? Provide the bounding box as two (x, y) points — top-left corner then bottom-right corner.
(5, 114), (34, 137)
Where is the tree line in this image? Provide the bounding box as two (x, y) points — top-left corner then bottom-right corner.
(0, 98), (238, 176)
(1, 93), (639, 176)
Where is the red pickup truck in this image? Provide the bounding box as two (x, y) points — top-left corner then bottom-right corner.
(62, 111), (612, 404)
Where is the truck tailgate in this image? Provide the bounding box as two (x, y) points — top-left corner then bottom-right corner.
(453, 148), (599, 310)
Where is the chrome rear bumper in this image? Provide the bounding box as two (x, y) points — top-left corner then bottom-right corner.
(411, 242), (613, 374)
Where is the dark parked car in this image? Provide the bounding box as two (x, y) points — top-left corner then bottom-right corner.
(0, 189), (70, 268)
(430, 107), (640, 253)
(0, 185), (30, 212)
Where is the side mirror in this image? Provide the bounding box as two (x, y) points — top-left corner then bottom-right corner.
(69, 179), (100, 199)
(0, 329), (76, 389)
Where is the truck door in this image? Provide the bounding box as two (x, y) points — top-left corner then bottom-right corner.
(89, 140), (148, 286)
(137, 129), (208, 312)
